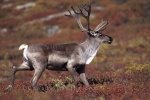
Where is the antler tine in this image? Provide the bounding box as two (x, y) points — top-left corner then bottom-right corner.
(94, 20), (108, 31)
(78, 3), (92, 30)
(71, 6), (78, 14)
(65, 6), (80, 17)
(66, 6), (88, 32)
(75, 17), (88, 32)
(65, 2), (93, 32)
(67, 9), (72, 17)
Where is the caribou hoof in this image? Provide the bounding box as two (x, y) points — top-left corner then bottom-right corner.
(5, 85), (13, 92)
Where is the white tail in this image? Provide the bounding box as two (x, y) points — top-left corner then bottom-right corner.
(19, 44), (28, 60)
(19, 44), (28, 50)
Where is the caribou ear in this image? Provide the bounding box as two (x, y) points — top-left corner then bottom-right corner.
(88, 31), (98, 37)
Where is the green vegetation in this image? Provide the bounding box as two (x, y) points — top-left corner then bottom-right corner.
(0, 0), (150, 99)
(125, 63), (150, 74)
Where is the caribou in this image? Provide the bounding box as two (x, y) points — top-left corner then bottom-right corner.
(6, 3), (113, 90)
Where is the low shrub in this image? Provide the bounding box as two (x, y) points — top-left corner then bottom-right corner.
(125, 63), (150, 74)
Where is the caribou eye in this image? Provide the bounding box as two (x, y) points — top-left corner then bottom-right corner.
(99, 34), (102, 37)
(95, 31), (99, 33)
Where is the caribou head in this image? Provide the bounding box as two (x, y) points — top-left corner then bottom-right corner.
(66, 3), (113, 44)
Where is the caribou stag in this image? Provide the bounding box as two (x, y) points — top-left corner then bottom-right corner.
(6, 3), (113, 90)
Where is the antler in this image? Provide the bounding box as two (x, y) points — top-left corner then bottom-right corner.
(67, 6), (88, 32)
(78, 3), (91, 30)
(66, 2), (92, 32)
(94, 20), (108, 32)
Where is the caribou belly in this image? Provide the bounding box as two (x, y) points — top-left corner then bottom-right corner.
(47, 54), (68, 70)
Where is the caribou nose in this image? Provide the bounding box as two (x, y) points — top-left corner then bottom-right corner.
(108, 37), (113, 44)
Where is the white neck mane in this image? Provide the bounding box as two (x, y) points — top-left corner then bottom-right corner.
(85, 47), (99, 64)
(80, 37), (101, 64)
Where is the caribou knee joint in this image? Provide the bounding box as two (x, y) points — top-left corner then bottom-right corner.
(12, 66), (17, 73)
(12, 66), (16, 70)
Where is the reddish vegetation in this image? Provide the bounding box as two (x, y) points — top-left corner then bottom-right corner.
(1, 66), (150, 100)
(0, 0), (150, 100)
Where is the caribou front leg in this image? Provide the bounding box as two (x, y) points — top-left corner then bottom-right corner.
(79, 73), (89, 86)
(76, 65), (89, 87)
(66, 60), (79, 85)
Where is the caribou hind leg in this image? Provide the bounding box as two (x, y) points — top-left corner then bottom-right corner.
(6, 61), (33, 91)
(66, 61), (79, 85)
(31, 68), (45, 91)
(30, 61), (46, 91)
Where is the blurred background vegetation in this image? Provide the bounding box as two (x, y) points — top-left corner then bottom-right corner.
(0, 0), (150, 99)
